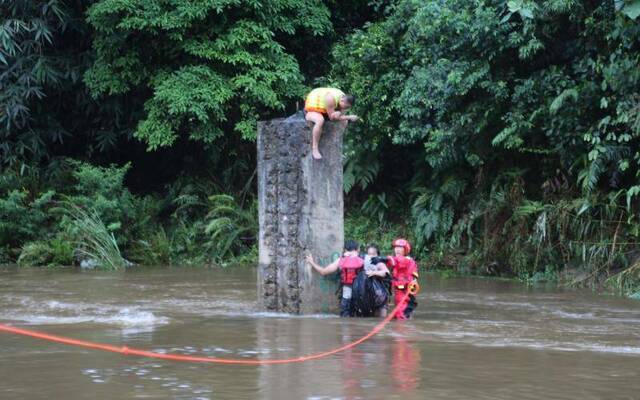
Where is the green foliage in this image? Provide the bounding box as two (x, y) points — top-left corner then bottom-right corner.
(85, 0), (332, 149)
(360, 193), (391, 226)
(344, 157), (380, 193)
(128, 229), (171, 266)
(0, 159), (168, 266)
(412, 176), (467, 249)
(17, 242), (58, 268)
(334, 0), (640, 292)
(0, 0), (128, 171)
(450, 176), (640, 284)
(63, 203), (127, 270)
(204, 194), (257, 262)
(344, 212), (411, 256)
(65, 160), (132, 212)
(0, 0), (68, 166)
(60, 160), (154, 251)
(167, 220), (207, 265)
(606, 258), (640, 296)
(0, 187), (55, 248)
(0, 0), (381, 271)
(0, 246), (10, 264)
(17, 236), (73, 267)
(3, 0), (640, 301)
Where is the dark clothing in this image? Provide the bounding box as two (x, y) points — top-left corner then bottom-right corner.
(351, 270), (391, 317)
(340, 297), (353, 317)
(403, 294), (418, 319)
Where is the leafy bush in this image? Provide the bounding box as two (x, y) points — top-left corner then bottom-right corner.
(333, 0), (640, 291)
(204, 195), (257, 262)
(17, 236), (74, 268)
(128, 229), (171, 266)
(17, 242), (53, 268)
(344, 212), (411, 256)
(62, 160), (136, 239)
(167, 220), (207, 265)
(85, 0), (332, 148)
(0, 189), (55, 249)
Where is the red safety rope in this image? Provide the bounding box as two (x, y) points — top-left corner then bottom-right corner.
(0, 292), (410, 365)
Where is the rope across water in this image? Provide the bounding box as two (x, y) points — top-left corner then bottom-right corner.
(0, 292), (411, 365)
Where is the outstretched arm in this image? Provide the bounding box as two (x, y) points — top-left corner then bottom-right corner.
(306, 255), (340, 276)
(325, 94), (358, 122)
(366, 262), (389, 278)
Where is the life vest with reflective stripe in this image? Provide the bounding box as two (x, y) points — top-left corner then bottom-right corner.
(339, 256), (364, 285)
(304, 88), (345, 114)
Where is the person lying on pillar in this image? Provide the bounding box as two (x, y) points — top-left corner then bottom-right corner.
(306, 240), (363, 317)
(304, 87), (359, 160)
(385, 239), (419, 320)
(363, 244), (391, 318)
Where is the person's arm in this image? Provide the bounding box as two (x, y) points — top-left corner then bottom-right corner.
(306, 255), (340, 276)
(385, 256), (396, 269)
(325, 94), (358, 122)
(366, 262), (389, 278)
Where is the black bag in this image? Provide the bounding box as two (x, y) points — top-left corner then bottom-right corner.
(369, 275), (389, 308)
(351, 270), (389, 317)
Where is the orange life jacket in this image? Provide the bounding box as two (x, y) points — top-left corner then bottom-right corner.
(304, 88), (345, 114)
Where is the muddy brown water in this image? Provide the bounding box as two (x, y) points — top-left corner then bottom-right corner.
(0, 267), (639, 400)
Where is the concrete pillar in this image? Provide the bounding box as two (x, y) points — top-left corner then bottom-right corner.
(257, 114), (345, 314)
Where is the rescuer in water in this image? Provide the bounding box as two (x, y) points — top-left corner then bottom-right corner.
(306, 240), (363, 317)
(304, 87), (359, 160)
(385, 239), (419, 319)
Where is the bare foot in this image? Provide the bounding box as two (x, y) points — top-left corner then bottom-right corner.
(312, 149), (323, 160)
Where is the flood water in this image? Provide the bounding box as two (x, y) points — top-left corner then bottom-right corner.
(0, 267), (639, 400)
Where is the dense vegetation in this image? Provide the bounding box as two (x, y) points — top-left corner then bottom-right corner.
(1, 0), (639, 297)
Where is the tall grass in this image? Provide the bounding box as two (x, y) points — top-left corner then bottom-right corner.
(606, 259), (640, 298)
(423, 172), (640, 295)
(64, 203), (127, 270)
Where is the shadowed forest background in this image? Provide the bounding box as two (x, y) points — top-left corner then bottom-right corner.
(2, 0), (640, 298)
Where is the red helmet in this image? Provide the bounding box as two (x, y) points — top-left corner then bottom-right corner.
(392, 238), (411, 254)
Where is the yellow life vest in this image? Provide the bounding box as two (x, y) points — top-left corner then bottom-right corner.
(304, 88), (345, 114)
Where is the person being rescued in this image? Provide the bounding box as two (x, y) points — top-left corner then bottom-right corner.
(362, 244), (391, 317)
(304, 87), (359, 160)
(385, 238), (419, 320)
(306, 240), (363, 317)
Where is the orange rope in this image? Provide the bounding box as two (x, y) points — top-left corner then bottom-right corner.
(0, 292), (410, 365)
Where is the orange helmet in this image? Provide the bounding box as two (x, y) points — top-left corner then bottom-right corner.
(392, 238), (411, 254)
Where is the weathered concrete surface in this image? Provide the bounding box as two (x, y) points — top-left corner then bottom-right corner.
(257, 115), (345, 314)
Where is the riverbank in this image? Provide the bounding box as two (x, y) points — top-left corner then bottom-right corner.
(1, 160), (638, 298)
